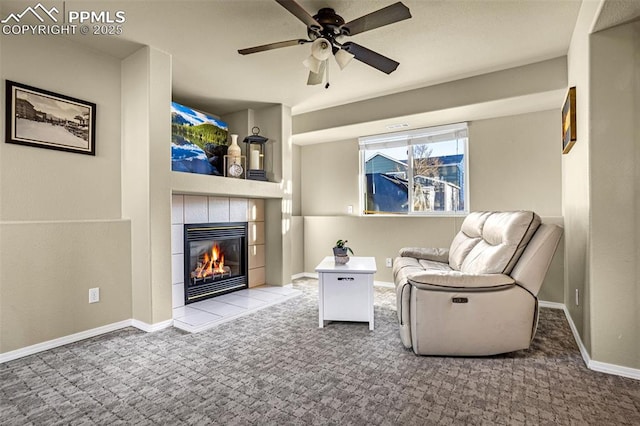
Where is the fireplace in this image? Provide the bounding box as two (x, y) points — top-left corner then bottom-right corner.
(184, 222), (248, 304)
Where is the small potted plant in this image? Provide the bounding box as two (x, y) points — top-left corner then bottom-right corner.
(333, 239), (354, 264)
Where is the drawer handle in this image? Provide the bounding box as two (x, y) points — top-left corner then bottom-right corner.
(337, 277), (355, 281)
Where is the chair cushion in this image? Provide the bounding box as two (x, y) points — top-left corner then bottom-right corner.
(460, 211), (541, 274)
(408, 270), (515, 291)
(393, 257), (452, 286)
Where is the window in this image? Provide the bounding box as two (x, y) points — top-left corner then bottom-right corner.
(359, 123), (468, 215)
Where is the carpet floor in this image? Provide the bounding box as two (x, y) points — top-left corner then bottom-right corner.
(1, 278), (639, 425)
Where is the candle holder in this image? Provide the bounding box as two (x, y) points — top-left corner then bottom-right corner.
(242, 127), (268, 181)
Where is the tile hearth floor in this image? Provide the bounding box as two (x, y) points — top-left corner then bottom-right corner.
(172, 285), (301, 333)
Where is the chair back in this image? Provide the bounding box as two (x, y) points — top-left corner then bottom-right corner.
(449, 211), (541, 274)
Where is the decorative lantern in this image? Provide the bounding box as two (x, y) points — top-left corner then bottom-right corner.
(243, 126), (268, 181)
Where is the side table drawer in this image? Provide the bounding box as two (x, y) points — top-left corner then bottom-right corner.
(322, 273), (370, 322)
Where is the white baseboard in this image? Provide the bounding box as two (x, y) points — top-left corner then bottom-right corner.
(1, 317), (175, 364)
(292, 272), (318, 280)
(557, 304), (593, 371)
(131, 318), (173, 333)
(538, 300), (564, 310)
(589, 360), (640, 380)
(0, 320), (132, 364)
(554, 303), (640, 381)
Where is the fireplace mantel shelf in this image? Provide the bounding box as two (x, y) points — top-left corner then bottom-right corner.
(171, 171), (285, 199)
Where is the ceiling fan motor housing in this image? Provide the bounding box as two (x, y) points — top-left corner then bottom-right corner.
(308, 8), (345, 41)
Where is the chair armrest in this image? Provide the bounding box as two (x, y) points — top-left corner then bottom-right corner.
(398, 247), (449, 262)
(408, 271), (515, 291)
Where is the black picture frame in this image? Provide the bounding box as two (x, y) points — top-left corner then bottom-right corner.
(5, 80), (96, 156)
(562, 86), (576, 154)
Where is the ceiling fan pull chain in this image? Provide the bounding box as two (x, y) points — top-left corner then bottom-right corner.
(325, 59), (330, 89)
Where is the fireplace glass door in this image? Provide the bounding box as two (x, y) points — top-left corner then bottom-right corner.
(184, 222), (248, 304)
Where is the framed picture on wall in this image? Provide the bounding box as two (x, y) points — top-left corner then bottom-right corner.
(5, 80), (96, 156)
(562, 86), (576, 154)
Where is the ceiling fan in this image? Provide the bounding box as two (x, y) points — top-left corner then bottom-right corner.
(238, 0), (412, 87)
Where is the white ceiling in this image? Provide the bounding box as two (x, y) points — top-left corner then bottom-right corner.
(142, 0), (584, 116)
(1, 0), (585, 117)
(593, 0), (640, 32)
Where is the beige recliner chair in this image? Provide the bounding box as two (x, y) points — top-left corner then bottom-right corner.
(393, 211), (562, 356)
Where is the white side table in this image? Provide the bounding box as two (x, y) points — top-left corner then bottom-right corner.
(315, 256), (377, 330)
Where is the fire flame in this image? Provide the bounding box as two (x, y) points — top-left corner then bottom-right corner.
(192, 244), (226, 279)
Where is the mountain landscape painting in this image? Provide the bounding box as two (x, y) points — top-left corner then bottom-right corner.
(171, 102), (229, 175)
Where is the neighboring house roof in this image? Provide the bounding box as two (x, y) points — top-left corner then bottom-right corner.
(365, 153), (464, 172)
(365, 152), (408, 174)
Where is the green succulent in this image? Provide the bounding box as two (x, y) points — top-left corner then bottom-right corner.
(335, 239), (354, 255)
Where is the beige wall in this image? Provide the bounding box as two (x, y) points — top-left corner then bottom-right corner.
(468, 111), (562, 216)
(256, 105), (293, 286)
(293, 57), (567, 136)
(292, 144), (302, 216)
(291, 144), (304, 275)
(291, 216), (304, 276)
(304, 216), (462, 278)
(588, 21), (640, 368)
(301, 110), (562, 217)
(0, 221), (132, 353)
(300, 110), (564, 302)
(564, 0), (596, 353)
(565, 1), (640, 370)
(1, 37), (122, 220)
(121, 46), (173, 325)
(300, 138), (359, 216)
(0, 36), (132, 353)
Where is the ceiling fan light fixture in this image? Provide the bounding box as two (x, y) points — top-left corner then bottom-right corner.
(307, 60), (326, 85)
(310, 37), (331, 61)
(238, 1), (412, 83)
(334, 48), (355, 70)
(303, 55), (323, 74)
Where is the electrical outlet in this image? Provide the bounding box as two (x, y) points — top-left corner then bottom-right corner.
(89, 287), (100, 304)
(575, 288), (579, 306)
(385, 258), (392, 267)
(347, 205), (353, 214)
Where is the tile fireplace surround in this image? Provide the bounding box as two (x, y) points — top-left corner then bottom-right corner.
(171, 195), (266, 311)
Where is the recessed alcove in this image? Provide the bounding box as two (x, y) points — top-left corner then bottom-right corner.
(122, 46), (293, 328)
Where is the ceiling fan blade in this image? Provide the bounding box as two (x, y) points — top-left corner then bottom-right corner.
(342, 2), (411, 36)
(238, 39), (307, 55)
(342, 42), (399, 74)
(307, 61), (326, 85)
(275, 0), (321, 29)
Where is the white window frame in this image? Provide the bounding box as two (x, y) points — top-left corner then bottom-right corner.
(359, 122), (470, 216)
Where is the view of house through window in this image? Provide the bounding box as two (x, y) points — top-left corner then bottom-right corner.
(359, 123), (468, 215)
